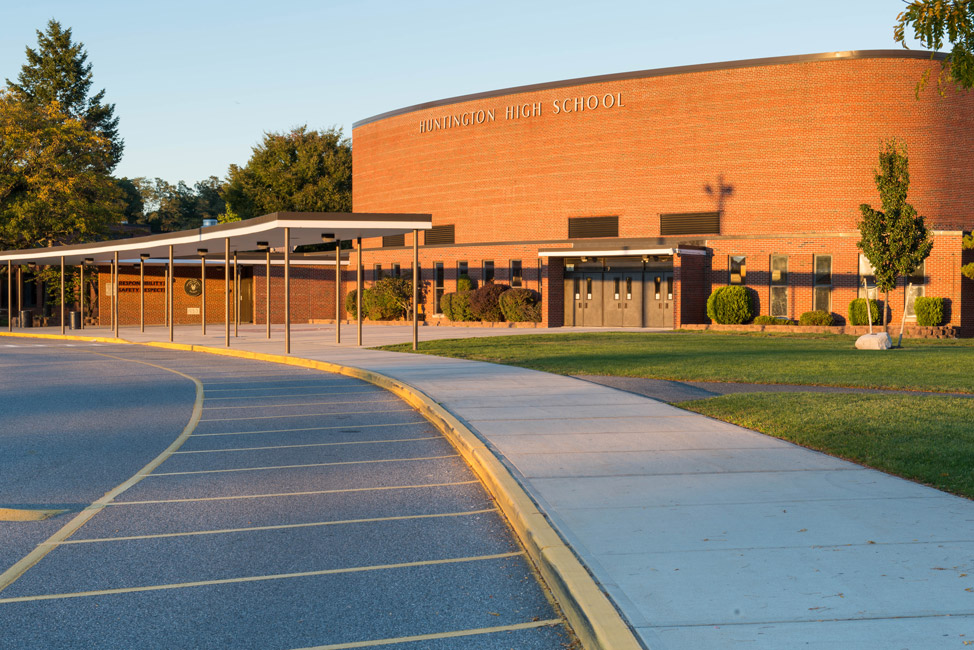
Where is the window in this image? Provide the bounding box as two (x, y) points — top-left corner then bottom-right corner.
(457, 261), (468, 281)
(813, 255), (832, 312)
(905, 261), (925, 320)
(573, 277), (580, 300)
(511, 260), (522, 287)
(568, 216), (618, 239)
(625, 276), (633, 300)
(538, 259), (543, 291)
(613, 277), (621, 300)
(858, 255), (877, 299)
(373, 264), (382, 282)
(425, 225), (455, 245)
(729, 255), (746, 285)
(585, 277), (593, 300)
(382, 234), (405, 247)
(770, 255), (788, 317)
(392, 263), (401, 278)
(483, 260), (494, 284)
(434, 262), (444, 314)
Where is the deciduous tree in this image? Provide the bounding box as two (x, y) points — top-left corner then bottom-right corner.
(857, 139), (933, 328)
(895, 0), (974, 93)
(224, 126), (352, 219)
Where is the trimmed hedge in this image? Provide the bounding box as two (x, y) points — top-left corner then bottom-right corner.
(799, 310), (834, 326)
(914, 296), (944, 326)
(344, 289), (359, 316)
(706, 286), (754, 324)
(499, 288), (542, 322)
(441, 290), (475, 321)
(848, 298), (881, 326)
(345, 277), (413, 320)
(753, 315), (792, 325)
(470, 283), (510, 322)
(457, 274), (474, 292)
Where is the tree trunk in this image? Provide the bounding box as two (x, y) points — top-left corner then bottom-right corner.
(897, 281), (912, 348)
(883, 290), (889, 328)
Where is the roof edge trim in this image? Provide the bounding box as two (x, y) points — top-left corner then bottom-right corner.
(353, 49), (945, 128)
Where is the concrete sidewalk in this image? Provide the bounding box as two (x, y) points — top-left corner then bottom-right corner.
(9, 324), (974, 648)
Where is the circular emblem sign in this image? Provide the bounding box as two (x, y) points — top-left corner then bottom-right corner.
(184, 278), (202, 297)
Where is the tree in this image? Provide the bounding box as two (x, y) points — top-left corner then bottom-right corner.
(224, 126), (352, 219)
(133, 176), (226, 233)
(857, 139), (933, 329)
(895, 1), (974, 93)
(963, 233), (974, 280)
(6, 19), (123, 170)
(0, 90), (124, 250)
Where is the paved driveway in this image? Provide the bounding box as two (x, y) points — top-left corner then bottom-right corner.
(0, 341), (573, 649)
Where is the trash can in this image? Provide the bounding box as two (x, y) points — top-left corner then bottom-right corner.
(19, 310), (32, 328)
(69, 311), (81, 330)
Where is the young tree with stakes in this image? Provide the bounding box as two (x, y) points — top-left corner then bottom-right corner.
(857, 139), (933, 344)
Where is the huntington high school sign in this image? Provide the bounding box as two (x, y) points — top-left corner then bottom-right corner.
(418, 93), (625, 133)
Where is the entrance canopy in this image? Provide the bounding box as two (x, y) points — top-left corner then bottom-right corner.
(0, 212), (432, 265)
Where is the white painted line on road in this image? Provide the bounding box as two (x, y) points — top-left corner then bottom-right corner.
(205, 390), (382, 400)
(206, 385), (377, 394)
(174, 436), (440, 453)
(200, 408), (414, 422)
(192, 421), (429, 437)
(201, 398), (400, 410)
(109, 480), (480, 505)
(56, 508), (499, 543)
(145, 454), (460, 476)
(291, 619), (564, 649)
(0, 552), (524, 603)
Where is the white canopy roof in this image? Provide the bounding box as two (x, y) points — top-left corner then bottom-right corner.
(0, 212), (432, 265)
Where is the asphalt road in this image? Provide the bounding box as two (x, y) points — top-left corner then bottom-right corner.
(0, 339), (573, 649)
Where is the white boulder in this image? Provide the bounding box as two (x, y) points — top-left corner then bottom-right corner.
(855, 332), (891, 350)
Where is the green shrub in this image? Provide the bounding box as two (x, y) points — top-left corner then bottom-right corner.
(799, 310), (834, 326)
(499, 288), (542, 322)
(368, 276), (413, 320)
(706, 286), (754, 324)
(753, 315), (792, 325)
(344, 288), (360, 316)
(440, 292), (455, 320)
(470, 283), (510, 321)
(452, 290), (475, 321)
(457, 274), (474, 292)
(848, 298), (881, 326)
(914, 296), (944, 326)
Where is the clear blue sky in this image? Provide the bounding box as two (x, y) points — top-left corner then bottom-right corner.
(1, 0), (926, 185)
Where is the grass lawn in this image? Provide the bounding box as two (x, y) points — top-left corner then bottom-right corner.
(382, 331), (974, 393)
(679, 393), (974, 499)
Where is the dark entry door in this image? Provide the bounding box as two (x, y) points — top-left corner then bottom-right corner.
(238, 275), (254, 323)
(643, 272), (674, 328)
(579, 274), (603, 327)
(603, 273), (624, 327)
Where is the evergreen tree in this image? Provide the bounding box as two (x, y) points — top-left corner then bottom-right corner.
(857, 139), (933, 327)
(6, 19), (123, 170)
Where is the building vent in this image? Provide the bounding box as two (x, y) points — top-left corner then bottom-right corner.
(659, 212), (720, 236)
(568, 216), (618, 239)
(425, 224), (455, 246)
(382, 234), (405, 247)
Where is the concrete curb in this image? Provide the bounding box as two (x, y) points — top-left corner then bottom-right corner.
(0, 331), (645, 650)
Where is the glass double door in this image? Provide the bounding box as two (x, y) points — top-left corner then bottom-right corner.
(566, 271), (673, 328)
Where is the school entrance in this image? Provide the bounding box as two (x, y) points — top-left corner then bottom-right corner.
(562, 256), (674, 328)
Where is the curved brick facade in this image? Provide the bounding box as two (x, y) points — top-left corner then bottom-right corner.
(351, 51), (974, 333)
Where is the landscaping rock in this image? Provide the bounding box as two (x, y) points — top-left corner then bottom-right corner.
(855, 332), (892, 350)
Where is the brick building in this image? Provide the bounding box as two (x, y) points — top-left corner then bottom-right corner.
(91, 51), (974, 333)
(351, 50), (974, 333)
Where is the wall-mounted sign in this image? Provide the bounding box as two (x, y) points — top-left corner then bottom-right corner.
(419, 93), (625, 134)
(184, 278), (202, 296)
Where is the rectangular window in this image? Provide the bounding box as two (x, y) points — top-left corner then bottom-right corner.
(770, 255), (788, 318)
(373, 264), (382, 282)
(905, 261), (925, 319)
(613, 277), (621, 300)
(729, 255), (746, 285)
(483, 260), (494, 284)
(858, 255), (878, 299)
(392, 263), (401, 278)
(573, 276), (580, 300)
(813, 255), (832, 312)
(538, 259), (543, 291)
(457, 261), (468, 282)
(568, 216), (618, 239)
(425, 225), (455, 246)
(511, 260), (522, 287)
(625, 276), (633, 300)
(434, 262), (444, 314)
(382, 234), (405, 247)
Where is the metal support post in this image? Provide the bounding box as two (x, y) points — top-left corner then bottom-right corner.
(233, 251), (239, 337)
(168, 246), (174, 342)
(139, 256), (145, 332)
(224, 238), (230, 347)
(284, 228), (291, 354)
(60, 256), (65, 335)
(413, 229), (419, 351)
(336, 240), (341, 344)
(356, 237), (363, 346)
(266, 248), (271, 339)
(113, 251), (119, 338)
(200, 250), (207, 336)
(79, 261), (85, 330)
(7, 260), (12, 332)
